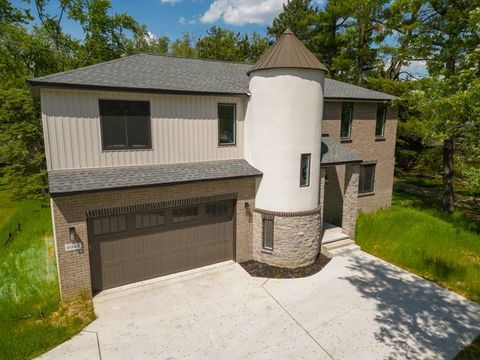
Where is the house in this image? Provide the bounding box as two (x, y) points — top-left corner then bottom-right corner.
(29, 29), (397, 301)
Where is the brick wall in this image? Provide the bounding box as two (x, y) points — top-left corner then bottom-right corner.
(52, 177), (257, 301)
(322, 101), (397, 213)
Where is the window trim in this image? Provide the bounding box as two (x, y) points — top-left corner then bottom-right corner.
(375, 106), (387, 138)
(300, 153), (311, 187)
(99, 99), (152, 151)
(262, 217), (274, 251)
(218, 103), (236, 146)
(340, 103), (353, 139)
(359, 163), (376, 194)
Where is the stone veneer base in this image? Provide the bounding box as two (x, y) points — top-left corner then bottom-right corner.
(253, 210), (322, 268)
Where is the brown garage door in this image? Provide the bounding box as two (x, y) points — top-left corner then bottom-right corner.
(88, 200), (234, 292)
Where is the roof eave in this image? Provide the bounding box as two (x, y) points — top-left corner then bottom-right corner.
(28, 80), (247, 97)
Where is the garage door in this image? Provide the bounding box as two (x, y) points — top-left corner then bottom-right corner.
(88, 200), (234, 292)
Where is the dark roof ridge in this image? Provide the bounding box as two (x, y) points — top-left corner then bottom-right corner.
(140, 53), (254, 66)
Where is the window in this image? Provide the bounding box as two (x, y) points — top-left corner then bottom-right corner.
(359, 164), (376, 194)
(93, 215), (127, 235)
(172, 206), (199, 223)
(206, 202), (229, 218)
(262, 218), (274, 251)
(376, 106), (387, 137)
(300, 153), (311, 187)
(340, 103), (353, 139)
(218, 104), (236, 145)
(135, 212), (165, 229)
(99, 100), (151, 150)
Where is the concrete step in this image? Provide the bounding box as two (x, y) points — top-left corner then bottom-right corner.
(322, 232), (350, 244)
(321, 239), (361, 257)
(322, 223), (350, 244)
(323, 238), (355, 249)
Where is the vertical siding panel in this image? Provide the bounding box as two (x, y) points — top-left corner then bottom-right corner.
(42, 90), (246, 170)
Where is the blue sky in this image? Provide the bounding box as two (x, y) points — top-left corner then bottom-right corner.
(13, 0), (292, 41)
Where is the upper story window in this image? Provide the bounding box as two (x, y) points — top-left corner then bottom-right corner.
(376, 106), (387, 138)
(359, 163), (376, 194)
(218, 103), (236, 146)
(99, 100), (151, 150)
(300, 153), (311, 187)
(340, 103), (353, 139)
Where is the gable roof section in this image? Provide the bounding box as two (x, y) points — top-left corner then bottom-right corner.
(30, 53), (397, 101)
(248, 28), (327, 75)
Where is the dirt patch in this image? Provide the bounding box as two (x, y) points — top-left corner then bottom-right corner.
(240, 254), (331, 279)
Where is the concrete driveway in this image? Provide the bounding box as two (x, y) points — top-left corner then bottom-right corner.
(40, 252), (480, 360)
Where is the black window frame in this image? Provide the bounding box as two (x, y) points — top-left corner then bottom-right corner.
(375, 106), (387, 138)
(99, 99), (152, 151)
(218, 103), (236, 146)
(340, 103), (353, 139)
(359, 163), (376, 194)
(262, 218), (274, 251)
(300, 153), (311, 187)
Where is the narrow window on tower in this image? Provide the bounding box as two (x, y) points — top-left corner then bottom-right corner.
(300, 153), (311, 187)
(263, 218), (274, 250)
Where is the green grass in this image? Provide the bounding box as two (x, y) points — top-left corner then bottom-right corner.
(356, 206), (480, 303)
(0, 177), (94, 360)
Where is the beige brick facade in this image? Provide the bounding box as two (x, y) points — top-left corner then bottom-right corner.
(252, 210), (321, 268)
(51, 177), (257, 301)
(322, 101), (397, 217)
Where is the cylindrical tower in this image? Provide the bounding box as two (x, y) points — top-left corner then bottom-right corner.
(245, 28), (327, 267)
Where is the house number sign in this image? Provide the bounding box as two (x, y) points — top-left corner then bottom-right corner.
(65, 243), (82, 251)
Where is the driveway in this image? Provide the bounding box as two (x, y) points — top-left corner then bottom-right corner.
(40, 252), (480, 360)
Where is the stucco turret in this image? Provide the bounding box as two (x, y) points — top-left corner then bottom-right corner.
(245, 28), (327, 268)
(245, 28), (327, 213)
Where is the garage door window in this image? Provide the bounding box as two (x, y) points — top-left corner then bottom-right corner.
(206, 202), (229, 218)
(172, 206), (199, 223)
(93, 215), (127, 235)
(136, 212), (165, 229)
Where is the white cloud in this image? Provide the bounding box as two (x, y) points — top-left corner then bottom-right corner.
(178, 16), (197, 25)
(200, 0), (286, 26)
(161, 0), (182, 4)
(402, 60), (428, 78)
(145, 31), (158, 44)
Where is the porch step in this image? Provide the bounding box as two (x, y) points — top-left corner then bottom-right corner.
(322, 223), (350, 244)
(321, 239), (361, 257)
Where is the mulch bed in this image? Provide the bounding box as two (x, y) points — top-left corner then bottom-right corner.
(240, 254), (331, 279)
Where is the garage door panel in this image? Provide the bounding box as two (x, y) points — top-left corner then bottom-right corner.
(89, 200), (234, 292)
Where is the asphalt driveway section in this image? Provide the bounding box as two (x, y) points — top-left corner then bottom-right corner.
(40, 253), (480, 360)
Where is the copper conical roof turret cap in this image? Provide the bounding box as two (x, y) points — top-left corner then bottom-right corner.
(247, 28), (328, 75)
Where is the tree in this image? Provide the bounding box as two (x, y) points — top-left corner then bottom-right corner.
(395, 1), (480, 213)
(268, 0), (318, 42)
(170, 33), (197, 58)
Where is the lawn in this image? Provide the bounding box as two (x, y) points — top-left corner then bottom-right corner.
(0, 178), (94, 360)
(356, 206), (480, 302)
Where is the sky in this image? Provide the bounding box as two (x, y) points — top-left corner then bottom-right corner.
(13, 0), (300, 41)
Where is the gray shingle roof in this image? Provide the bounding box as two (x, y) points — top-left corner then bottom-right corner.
(48, 159), (262, 195)
(30, 54), (397, 100)
(321, 137), (362, 165)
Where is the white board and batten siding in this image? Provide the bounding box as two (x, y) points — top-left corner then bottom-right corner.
(41, 88), (246, 171)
